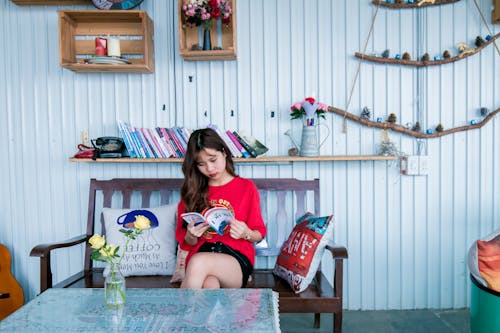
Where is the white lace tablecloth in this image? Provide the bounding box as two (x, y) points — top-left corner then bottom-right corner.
(0, 288), (280, 332)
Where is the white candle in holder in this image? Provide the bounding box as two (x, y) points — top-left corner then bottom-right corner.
(107, 37), (121, 57)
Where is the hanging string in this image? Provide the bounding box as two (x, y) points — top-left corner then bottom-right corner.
(343, 3), (380, 133)
(472, 0), (500, 56)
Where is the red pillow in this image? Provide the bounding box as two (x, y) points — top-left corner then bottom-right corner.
(273, 213), (334, 293)
(477, 234), (500, 292)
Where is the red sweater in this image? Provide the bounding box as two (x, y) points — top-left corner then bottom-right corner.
(176, 177), (266, 266)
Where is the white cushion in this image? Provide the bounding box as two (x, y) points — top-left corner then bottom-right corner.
(102, 204), (177, 277)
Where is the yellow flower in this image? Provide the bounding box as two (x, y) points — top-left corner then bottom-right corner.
(133, 215), (151, 230)
(99, 244), (118, 258)
(89, 234), (106, 250)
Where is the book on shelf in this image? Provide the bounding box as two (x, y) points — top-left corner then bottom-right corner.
(181, 207), (233, 236)
(137, 128), (157, 158)
(157, 128), (178, 158)
(226, 130), (250, 158)
(207, 124), (242, 158)
(167, 127), (186, 157)
(151, 128), (173, 158)
(118, 121), (137, 158)
(141, 128), (162, 158)
(232, 131), (269, 157)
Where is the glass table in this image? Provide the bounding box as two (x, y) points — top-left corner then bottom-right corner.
(0, 288), (280, 332)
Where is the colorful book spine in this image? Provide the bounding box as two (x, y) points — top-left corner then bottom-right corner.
(151, 128), (172, 158)
(129, 127), (146, 158)
(117, 121), (136, 158)
(163, 128), (183, 157)
(226, 130), (250, 158)
(233, 131), (258, 157)
(167, 127), (186, 156)
(156, 128), (176, 158)
(135, 127), (153, 158)
(145, 128), (166, 158)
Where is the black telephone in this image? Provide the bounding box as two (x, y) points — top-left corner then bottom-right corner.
(92, 137), (127, 158)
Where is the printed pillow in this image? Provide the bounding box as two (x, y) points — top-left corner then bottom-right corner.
(170, 244), (189, 283)
(102, 204), (177, 277)
(477, 232), (500, 292)
(273, 212), (334, 293)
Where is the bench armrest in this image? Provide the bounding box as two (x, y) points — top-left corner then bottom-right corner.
(324, 241), (348, 299)
(325, 241), (348, 259)
(30, 234), (88, 292)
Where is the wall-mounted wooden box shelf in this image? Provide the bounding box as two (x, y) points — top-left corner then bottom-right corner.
(178, 0), (236, 61)
(12, 0), (89, 4)
(59, 10), (154, 73)
(494, 0), (500, 24)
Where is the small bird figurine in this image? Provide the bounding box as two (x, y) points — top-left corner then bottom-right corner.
(457, 42), (475, 57)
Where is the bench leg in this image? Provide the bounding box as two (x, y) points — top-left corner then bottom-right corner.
(314, 313), (320, 328)
(334, 312), (342, 333)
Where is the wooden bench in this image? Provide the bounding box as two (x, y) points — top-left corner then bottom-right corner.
(30, 178), (348, 332)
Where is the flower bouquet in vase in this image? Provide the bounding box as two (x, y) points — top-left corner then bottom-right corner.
(288, 97), (330, 157)
(181, 0), (233, 51)
(88, 215), (151, 309)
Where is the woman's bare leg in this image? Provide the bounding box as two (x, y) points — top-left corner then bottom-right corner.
(181, 252), (243, 288)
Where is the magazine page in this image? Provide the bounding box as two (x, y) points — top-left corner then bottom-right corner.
(181, 212), (206, 226)
(204, 207), (233, 235)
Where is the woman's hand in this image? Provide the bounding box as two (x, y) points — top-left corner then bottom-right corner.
(185, 221), (210, 245)
(229, 218), (250, 240)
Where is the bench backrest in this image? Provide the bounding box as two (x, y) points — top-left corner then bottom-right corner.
(84, 178), (320, 271)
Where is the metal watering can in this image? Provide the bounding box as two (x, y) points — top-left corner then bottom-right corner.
(284, 123), (330, 157)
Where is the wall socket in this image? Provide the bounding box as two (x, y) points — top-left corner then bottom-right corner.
(400, 155), (430, 176)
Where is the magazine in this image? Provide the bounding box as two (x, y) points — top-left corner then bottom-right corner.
(181, 207), (234, 236)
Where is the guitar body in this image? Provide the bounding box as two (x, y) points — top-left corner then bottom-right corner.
(0, 244), (24, 320)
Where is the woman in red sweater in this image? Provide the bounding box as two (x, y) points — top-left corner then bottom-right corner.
(176, 128), (267, 288)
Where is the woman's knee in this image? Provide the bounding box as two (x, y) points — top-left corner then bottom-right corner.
(202, 275), (220, 289)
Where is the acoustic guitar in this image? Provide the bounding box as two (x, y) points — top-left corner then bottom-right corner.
(0, 244), (24, 320)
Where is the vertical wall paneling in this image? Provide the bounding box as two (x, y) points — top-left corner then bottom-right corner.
(0, 0), (498, 308)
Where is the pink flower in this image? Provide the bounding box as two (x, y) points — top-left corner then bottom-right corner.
(294, 103), (302, 110)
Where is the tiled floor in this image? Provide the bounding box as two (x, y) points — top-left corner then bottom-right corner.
(280, 308), (469, 332)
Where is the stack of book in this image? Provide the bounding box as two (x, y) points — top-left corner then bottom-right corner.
(118, 121), (192, 158)
(118, 121), (269, 159)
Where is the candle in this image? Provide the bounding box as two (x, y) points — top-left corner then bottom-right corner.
(107, 37), (121, 57)
(95, 37), (107, 56)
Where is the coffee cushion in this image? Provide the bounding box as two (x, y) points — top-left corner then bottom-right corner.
(102, 204), (177, 276)
(273, 212), (334, 293)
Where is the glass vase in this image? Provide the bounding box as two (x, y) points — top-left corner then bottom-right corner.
(202, 28), (212, 50)
(104, 264), (126, 309)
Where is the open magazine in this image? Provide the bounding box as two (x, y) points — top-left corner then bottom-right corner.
(181, 207), (233, 236)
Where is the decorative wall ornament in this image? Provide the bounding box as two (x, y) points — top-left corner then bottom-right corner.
(327, 106), (499, 139)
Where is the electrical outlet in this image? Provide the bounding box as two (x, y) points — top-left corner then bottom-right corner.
(400, 155), (430, 176)
(419, 155), (430, 175)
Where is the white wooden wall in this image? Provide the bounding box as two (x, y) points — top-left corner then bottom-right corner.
(0, 0), (498, 310)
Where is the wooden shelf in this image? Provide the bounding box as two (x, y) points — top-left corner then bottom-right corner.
(12, 0), (89, 4)
(69, 155), (397, 163)
(371, 0), (461, 8)
(59, 10), (154, 73)
(178, 0), (236, 61)
(355, 32), (499, 67)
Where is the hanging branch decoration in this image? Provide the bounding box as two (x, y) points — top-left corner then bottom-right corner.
(371, 0), (461, 9)
(327, 106), (499, 139)
(355, 33), (499, 67)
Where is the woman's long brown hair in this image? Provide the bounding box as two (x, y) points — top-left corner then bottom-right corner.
(181, 128), (236, 212)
